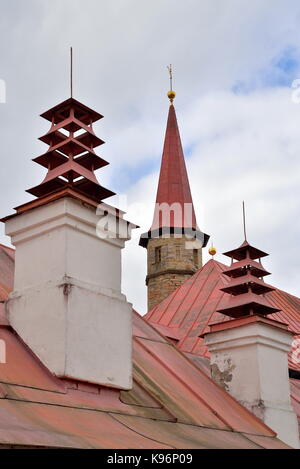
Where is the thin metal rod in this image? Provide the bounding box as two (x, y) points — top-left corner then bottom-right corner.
(70, 47), (73, 98)
(167, 64), (173, 90)
(243, 200), (247, 241)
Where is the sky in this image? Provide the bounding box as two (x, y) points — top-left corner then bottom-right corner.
(0, 0), (300, 314)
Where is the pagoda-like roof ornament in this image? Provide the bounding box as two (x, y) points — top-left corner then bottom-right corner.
(27, 97), (114, 203)
(217, 203), (280, 318)
(12, 49), (115, 208)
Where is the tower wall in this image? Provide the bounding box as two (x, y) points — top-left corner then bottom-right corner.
(146, 236), (202, 311)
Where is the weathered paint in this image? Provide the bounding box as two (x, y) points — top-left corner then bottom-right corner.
(0, 247), (294, 448)
(204, 315), (299, 448)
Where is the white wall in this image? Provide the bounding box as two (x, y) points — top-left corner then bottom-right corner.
(5, 197), (135, 389)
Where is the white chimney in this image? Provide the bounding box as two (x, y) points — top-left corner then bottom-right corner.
(2, 96), (138, 390)
(203, 239), (299, 448)
(5, 196), (136, 390)
(204, 314), (299, 448)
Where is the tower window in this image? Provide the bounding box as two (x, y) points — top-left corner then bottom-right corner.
(193, 249), (198, 267)
(155, 247), (162, 264)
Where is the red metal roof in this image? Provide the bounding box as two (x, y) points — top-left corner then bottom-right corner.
(0, 246), (289, 448)
(146, 258), (300, 371)
(290, 379), (300, 435)
(146, 254), (300, 439)
(0, 311), (288, 448)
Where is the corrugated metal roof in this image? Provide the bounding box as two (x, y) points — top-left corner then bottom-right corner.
(146, 258), (300, 435)
(0, 312), (289, 448)
(290, 379), (300, 435)
(146, 259), (300, 371)
(0, 247), (289, 448)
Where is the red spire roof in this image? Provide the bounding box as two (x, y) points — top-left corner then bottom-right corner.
(151, 104), (197, 230)
(139, 101), (209, 248)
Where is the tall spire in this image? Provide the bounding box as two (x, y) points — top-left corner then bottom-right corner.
(151, 103), (197, 229)
(140, 80), (208, 246)
(140, 71), (209, 311)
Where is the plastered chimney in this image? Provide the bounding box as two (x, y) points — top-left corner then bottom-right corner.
(204, 316), (299, 448)
(204, 240), (299, 448)
(2, 97), (137, 390)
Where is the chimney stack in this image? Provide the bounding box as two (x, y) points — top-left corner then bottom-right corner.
(204, 240), (299, 448)
(2, 98), (137, 390)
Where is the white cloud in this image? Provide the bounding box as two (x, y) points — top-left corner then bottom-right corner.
(122, 88), (300, 313)
(0, 1), (300, 313)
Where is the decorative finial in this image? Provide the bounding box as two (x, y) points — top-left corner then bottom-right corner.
(167, 64), (176, 104)
(209, 242), (217, 257)
(70, 47), (73, 98)
(242, 200), (247, 241)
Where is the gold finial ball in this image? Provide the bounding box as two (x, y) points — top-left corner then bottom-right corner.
(167, 90), (176, 103)
(209, 246), (217, 257)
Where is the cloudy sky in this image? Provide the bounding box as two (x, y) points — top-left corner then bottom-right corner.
(0, 0), (300, 313)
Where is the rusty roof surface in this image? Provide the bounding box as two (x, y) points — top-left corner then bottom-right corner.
(290, 379), (300, 435)
(0, 247), (289, 448)
(0, 311), (289, 449)
(146, 258), (300, 433)
(146, 259), (300, 371)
